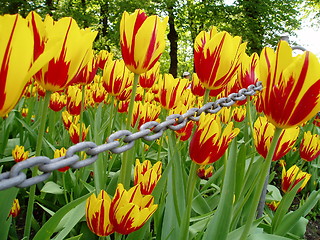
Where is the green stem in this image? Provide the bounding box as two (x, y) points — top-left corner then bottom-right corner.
(118, 73), (139, 188)
(203, 88), (210, 105)
(93, 103), (105, 193)
(179, 161), (199, 240)
(246, 97), (255, 138)
(239, 127), (282, 240)
(79, 85), (86, 143)
(24, 91), (51, 239)
(203, 139), (237, 240)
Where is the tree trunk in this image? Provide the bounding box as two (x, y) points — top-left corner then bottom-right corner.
(100, 1), (110, 51)
(167, 6), (178, 78)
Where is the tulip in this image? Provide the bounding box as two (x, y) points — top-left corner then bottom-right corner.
(12, 145), (29, 162)
(120, 9), (168, 74)
(258, 40), (320, 128)
(134, 160), (162, 195)
(69, 122), (89, 144)
(91, 81), (107, 104)
(169, 104), (195, 141)
(266, 201), (280, 211)
(254, 116), (299, 161)
(117, 100), (129, 113)
(233, 106), (246, 122)
(116, 86), (133, 101)
(189, 115), (239, 165)
(217, 107), (233, 124)
(8, 199), (20, 218)
(86, 190), (115, 237)
(66, 85), (82, 115)
(110, 184), (158, 235)
(33, 16), (97, 92)
(139, 62), (160, 89)
(0, 14), (46, 117)
(158, 74), (188, 110)
(131, 102), (161, 129)
(194, 26), (245, 90)
(70, 49), (98, 85)
(300, 131), (320, 162)
(191, 73), (206, 97)
(281, 165), (311, 193)
(197, 165), (214, 180)
(49, 92), (67, 112)
(54, 147), (69, 172)
(103, 60), (133, 96)
(313, 114), (320, 127)
(96, 50), (113, 70)
(21, 108), (28, 118)
(62, 110), (79, 130)
(238, 52), (259, 89)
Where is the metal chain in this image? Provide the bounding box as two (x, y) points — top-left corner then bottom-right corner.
(0, 82), (263, 191)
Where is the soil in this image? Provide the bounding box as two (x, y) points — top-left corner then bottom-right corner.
(305, 218), (320, 240)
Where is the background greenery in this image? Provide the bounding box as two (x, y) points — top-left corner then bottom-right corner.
(0, 0), (318, 77)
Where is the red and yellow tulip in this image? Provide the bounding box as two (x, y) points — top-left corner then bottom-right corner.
(66, 85), (83, 115)
(120, 9), (168, 74)
(194, 27), (244, 90)
(69, 122), (89, 144)
(49, 92), (67, 112)
(103, 60), (133, 96)
(158, 74), (188, 110)
(96, 50), (113, 70)
(191, 73), (206, 97)
(0, 14), (48, 117)
(197, 165), (213, 180)
(258, 40), (320, 128)
(299, 131), (320, 162)
(189, 115), (239, 165)
(281, 165), (311, 193)
(254, 116), (299, 161)
(33, 16), (97, 92)
(8, 199), (20, 218)
(110, 184), (158, 235)
(12, 145), (29, 162)
(233, 106), (246, 122)
(139, 62), (160, 89)
(54, 147), (70, 172)
(86, 190), (115, 237)
(134, 160), (162, 195)
(238, 52), (259, 89)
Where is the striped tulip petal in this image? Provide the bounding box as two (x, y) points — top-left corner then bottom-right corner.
(189, 115), (239, 165)
(86, 190), (114, 236)
(110, 184), (158, 235)
(258, 40), (320, 128)
(300, 131), (320, 162)
(120, 9), (168, 74)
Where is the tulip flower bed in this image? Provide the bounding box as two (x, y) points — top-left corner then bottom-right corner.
(1, 9), (320, 240)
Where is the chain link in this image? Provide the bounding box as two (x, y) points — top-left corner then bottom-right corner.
(0, 82), (263, 191)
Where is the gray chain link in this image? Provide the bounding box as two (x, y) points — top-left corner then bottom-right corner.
(0, 82), (263, 191)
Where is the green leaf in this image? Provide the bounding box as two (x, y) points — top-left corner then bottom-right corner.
(227, 219), (262, 240)
(192, 188), (212, 215)
(41, 181), (64, 194)
(266, 185), (282, 202)
(271, 181), (303, 233)
(0, 188), (18, 240)
(203, 139), (237, 240)
(64, 234), (83, 240)
(274, 189), (320, 236)
(248, 232), (292, 240)
(33, 192), (92, 240)
(53, 202), (86, 240)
